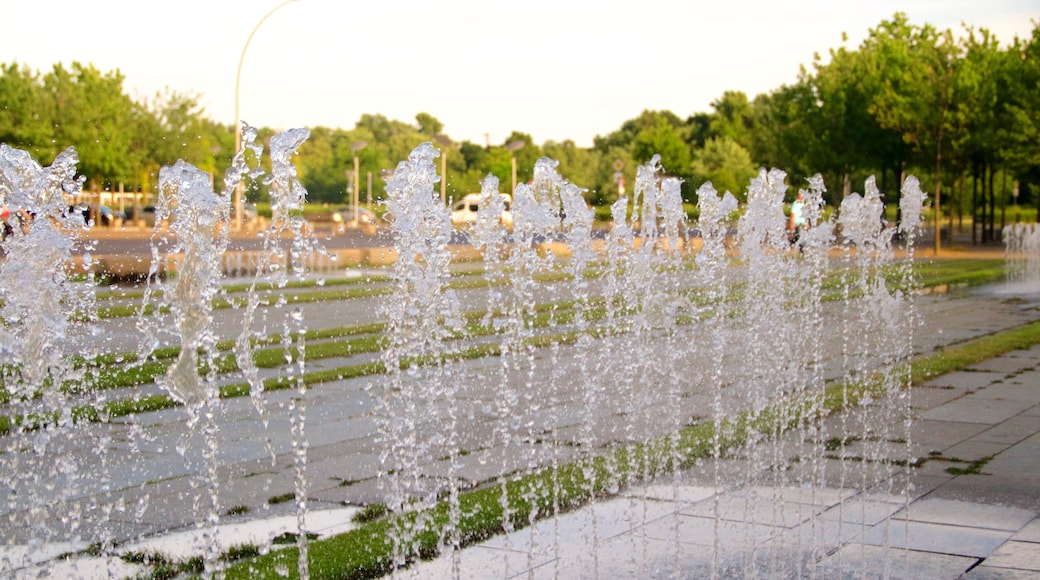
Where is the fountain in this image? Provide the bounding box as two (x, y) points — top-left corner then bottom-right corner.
(1004, 221), (1040, 287)
(0, 136), (934, 578)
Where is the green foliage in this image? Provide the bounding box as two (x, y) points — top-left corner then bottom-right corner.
(690, 137), (758, 200)
(2, 14), (1037, 221)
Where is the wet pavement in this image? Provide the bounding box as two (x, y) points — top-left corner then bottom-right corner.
(2, 274), (1039, 578)
(414, 341), (1040, 578)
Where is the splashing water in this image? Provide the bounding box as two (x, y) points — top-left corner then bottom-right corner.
(377, 142), (465, 571)
(1, 135), (938, 578)
(1004, 221), (1040, 286)
(0, 144), (96, 568)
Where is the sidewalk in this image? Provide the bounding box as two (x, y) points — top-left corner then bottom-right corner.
(414, 344), (1040, 578)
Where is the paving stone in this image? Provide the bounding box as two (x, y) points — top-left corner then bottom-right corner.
(316, 476), (389, 506)
(1011, 517), (1040, 542)
(929, 474), (1040, 512)
(941, 440), (1011, 463)
(920, 397), (1032, 425)
(986, 432), (1040, 478)
(479, 497), (678, 553)
(973, 382), (1040, 403)
(965, 564), (1040, 578)
(892, 498), (1035, 531)
(676, 492), (824, 529)
(967, 356), (1036, 374)
(860, 519), (1012, 558)
(981, 540), (1040, 572)
(1005, 368), (1040, 386)
(921, 371), (1008, 391)
(907, 419), (991, 451)
(641, 513), (781, 547)
(412, 544), (555, 580)
(818, 544), (977, 579)
(624, 483), (716, 505)
(909, 386), (971, 411)
(819, 494), (906, 526)
(974, 415), (1040, 445)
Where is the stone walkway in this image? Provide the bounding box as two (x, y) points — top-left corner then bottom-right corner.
(413, 343), (1040, 578)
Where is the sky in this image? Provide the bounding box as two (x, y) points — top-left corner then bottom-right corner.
(3, 0), (1037, 148)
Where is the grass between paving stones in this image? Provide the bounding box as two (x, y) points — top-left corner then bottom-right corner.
(220, 318), (1040, 580)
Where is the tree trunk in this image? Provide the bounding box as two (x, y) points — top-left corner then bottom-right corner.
(971, 166), (979, 245)
(987, 164), (996, 243)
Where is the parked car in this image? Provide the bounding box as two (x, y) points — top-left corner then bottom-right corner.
(99, 205), (125, 227)
(331, 206), (379, 226)
(63, 204), (124, 227)
(450, 193), (513, 229)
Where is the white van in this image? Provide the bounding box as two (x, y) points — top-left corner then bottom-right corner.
(450, 193), (513, 229)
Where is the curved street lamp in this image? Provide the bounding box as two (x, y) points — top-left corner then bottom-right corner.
(233, 0), (300, 231)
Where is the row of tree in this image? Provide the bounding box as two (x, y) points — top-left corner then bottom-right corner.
(1, 13), (1038, 240)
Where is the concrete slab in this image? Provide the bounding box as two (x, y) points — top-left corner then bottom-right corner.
(920, 397), (1032, 425)
(479, 497), (678, 553)
(676, 492), (822, 529)
(941, 440), (1012, 463)
(966, 356), (1036, 374)
(980, 540), (1040, 572)
(860, 519), (1012, 558)
(819, 544), (977, 579)
(907, 419), (991, 450)
(411, 544), (555, 579)
(624, 484), (716, 505)
(909, 386), (973, 411)
(921, 371), (1008, 391)
(973, 383), (1040, 403)
(892, 498), (1034, 531)
(964, 564), (1040, 578)
(819, 494), (907, 526)
(1012, 517), (1040, 542)
(986, 432), (1040, 478)
(928, 474), (1040, 512)
(641, 513), (781, 547)
(973, 415), (1040, 445)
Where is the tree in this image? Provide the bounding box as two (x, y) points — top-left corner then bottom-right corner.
(415, 112), (444, 137)
(708, 91), (755, 153)
(0, 63), (55, 161)
(631, 115), (693, 199)
(1001, 22), (1040, 217)
(690, 137), (758, 201)
(44, 63), (143, 190)
(864, 14), (960, 251)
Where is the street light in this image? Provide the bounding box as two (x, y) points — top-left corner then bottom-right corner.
(506, 140), (525, 194)
(350, 141), (367, 226)
(233, 0), (300, 231)
(434, 134), (452, 205)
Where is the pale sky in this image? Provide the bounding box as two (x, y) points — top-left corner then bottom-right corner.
(3, 1), (1037, 148)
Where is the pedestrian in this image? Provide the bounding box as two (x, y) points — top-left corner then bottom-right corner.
(789, 192), (807, 244)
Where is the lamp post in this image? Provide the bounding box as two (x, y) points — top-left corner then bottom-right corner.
(233, 0), (299, 231)
(506, 140), (525, 194)
(350, 141), (367, 226)
(434, 134), (452, 205)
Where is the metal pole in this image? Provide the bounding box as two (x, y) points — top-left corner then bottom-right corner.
(441, 150), (448, 205)
(353, 155), (360, 226)
(511, 156), (517, 194)
(234, 0), (298, 231)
